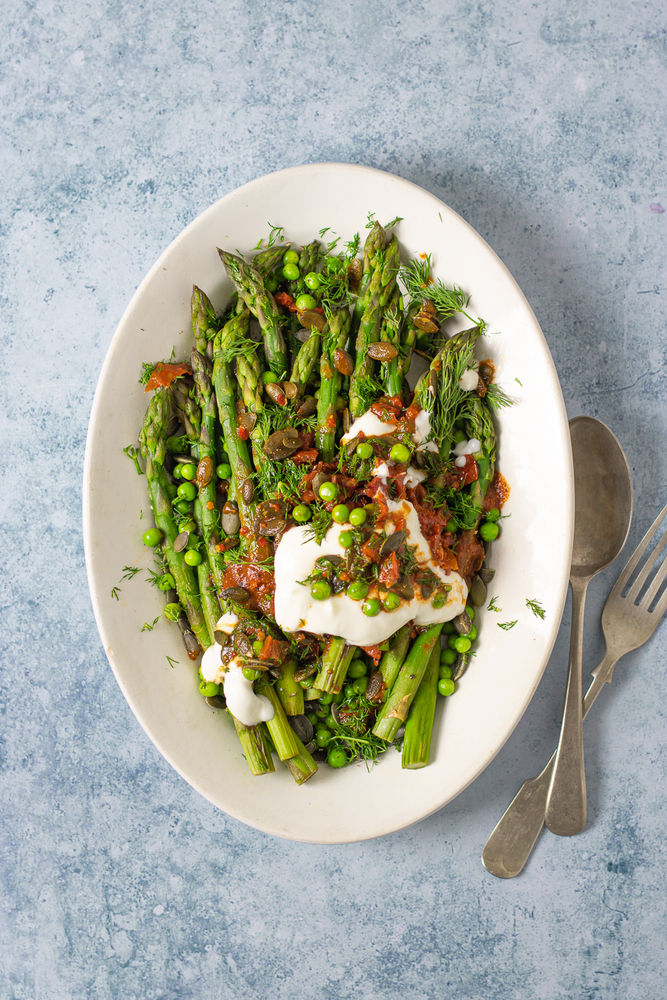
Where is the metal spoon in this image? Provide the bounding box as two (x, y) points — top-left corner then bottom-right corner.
(544, 416), (633, 835)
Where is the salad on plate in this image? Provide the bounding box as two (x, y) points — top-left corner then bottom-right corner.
(132, 215), (510, 783)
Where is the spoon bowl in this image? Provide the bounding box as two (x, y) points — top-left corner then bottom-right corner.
(570, 417), (633, 577)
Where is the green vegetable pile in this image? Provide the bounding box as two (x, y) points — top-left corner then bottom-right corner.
(131, 216), (509, 782)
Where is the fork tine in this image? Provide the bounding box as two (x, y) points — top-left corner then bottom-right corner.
(655, 586), (667, 619)
(626, 528), (667, 603)
(611, 505), (667, 597)
(640, 543), (667, 609)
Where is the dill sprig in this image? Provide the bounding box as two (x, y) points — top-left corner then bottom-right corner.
(138, 361), (154, 385)
(141, 616), (160, 632)
(123, 444), (143, 475)
(498, 619), (517, 630)
(525, 598), (546, 620)
(485, 383), (513, 410)
(111, 586), (120, 600)
(121, 565), (141, 581)
(304, 506), (334, 545)
(166, 655), (179, 669)
(400, 255), (474, 323)
(487, 596), (501, 612)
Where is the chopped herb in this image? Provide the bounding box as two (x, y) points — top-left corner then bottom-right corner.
(515, 377), (523, 386)
(166, 655), (179, 669)
(487, 596), (501, 612)
(111, 586), (120, 600)
(138, 361), (154, 385)
(121, 565), (141, 581)
(498, 619), (518, 630)
(485, 384), (513, 410)
(141, 616), (160, 632)
(526, 598), (546, 620)
(123, 444), (143, 475)
(385, 215), (403, 229)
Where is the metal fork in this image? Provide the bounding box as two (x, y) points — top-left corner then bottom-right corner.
(482, 504), (667, 879)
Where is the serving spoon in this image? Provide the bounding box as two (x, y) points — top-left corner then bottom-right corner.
(544, 416), (633, 835)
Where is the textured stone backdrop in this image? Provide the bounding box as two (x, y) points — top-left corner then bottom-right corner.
(1, 1), (665, 998)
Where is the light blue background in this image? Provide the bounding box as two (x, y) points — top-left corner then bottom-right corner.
(2, 2), (665, 998)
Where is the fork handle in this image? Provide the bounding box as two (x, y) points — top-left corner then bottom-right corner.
(482, 649), (619, 879)
(544, 576), (589, 836)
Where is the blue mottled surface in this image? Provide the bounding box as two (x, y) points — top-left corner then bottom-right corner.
(1, 1), (665, 997)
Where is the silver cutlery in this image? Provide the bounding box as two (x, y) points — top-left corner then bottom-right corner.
(482, 503), (667, 878)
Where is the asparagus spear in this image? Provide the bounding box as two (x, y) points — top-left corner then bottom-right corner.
(191, 285), (217, 355)
(372, 624), (443, 742)
(379, 288), (404, 396)
(275, 659), (304, 716)
(256, 681), (300, 761)
(191, 348), (227, 593)
(232, 716), (275, 775)
(211, 310), (257, 532)
(252, 244), (290, 278)
(353, 221), (386, 327)
(139, 391), (210, 650)
(285, 733), (318, 784)
(349, 235), (400, 417)
(218, 249), (288, 378)
(462, 395), (496, 518)
(290, 329), (321, 394)
(316, 307), (351, 461)
(401, 641), (440, 769)
(313, 637), (356, 694)
(378, 623), (412, 697)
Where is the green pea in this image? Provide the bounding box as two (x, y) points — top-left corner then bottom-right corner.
(157, 573), (175, 591)
(306, 711), (319, 725)
(299, 678), (312, 689)
(174, 499), (192, 515)
(216, 462), (232, 479)
(311, 580), (332, 601)
(142, 527), (162, 547)
(325, 255), (341, 272)
(180, 463), (196, 481)
(356, 441), (373, 460)
(442, 621), (456, 634)
(318, 481), (339, 502)
(184, 550), (202, 567)
(452, 635), (471, 653)
(173, 463), (183, 479)
(480, 521), (500, 542)
(445, 518), (457, 533)
(252, 639), (264, 655)
(347, 580), (369, 600)
(431, 592), (447, 609)
(177, 481), (197, 501)
(339, 530), (354, 549)
(262, 371), (279, 384)
(319, 692), (333, 705)
(180, 518), (197, 533)
(164, 603), (181, 621)
(343, 682), (357, 699)
(439, 664), (453, 680)
(352, 676), (368, 694)
(315, 725), (333, 748)
(265, 275), (278, 293)
(295, 293), (317, 312)
(332, 504), (350, 524)
(327, 747), (349, 768)
(243, 667), (261, 681)
(282, 262), (300, 280)
(200, 680), (220, 697)
(347, 659), (367, 679)
(465, 604), (475, 621)
(349, 507), (367, 526)
(468, 625), (478, 641)
(283, 249), (299, 264)
(383, 592), (402, 612)
(485, 507), (501, 522)
(440, 648), (457, 665)
(452, 429), (467, 444)
(293, 504), (311, 523)
(389, 443), (411, 464)
(362, 598), (381, 617)
(438, 678), (456, 697)
(304, 271), (321, 290)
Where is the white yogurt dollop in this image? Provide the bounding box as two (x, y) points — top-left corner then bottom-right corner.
(200, 614), (274, 726)
(273, 499), (467, 646)
(341, 410), (396, 444)
(458, 366), (479, 391)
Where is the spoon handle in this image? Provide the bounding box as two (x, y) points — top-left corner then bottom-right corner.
(482, 649), (618, 878)
(544, 576), (589, 835)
